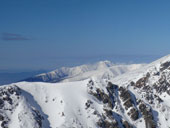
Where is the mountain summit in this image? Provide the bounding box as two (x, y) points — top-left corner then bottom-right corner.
(1, 55), (170, 128)
(22, 61), (145, 83)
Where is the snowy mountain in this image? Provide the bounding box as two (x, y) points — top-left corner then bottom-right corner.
(1, 55), (170, 128)
(22, 61), (145, 83)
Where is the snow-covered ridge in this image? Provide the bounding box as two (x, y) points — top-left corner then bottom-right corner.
(112, 54), (170, 85)
(1, 55), (170, 128)
(22, 61), (145, 83)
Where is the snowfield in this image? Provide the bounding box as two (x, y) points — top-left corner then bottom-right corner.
(1, 55), (170, 128)
(23, 61), (145, 83)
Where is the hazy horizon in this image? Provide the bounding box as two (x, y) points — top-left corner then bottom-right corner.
(1, 0), (170, 70)
(0, 54), (164, 71)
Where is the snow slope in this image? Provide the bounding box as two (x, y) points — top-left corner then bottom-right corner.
(0, 80), (102, 128)
(23, 61), (145, 83)
(1, 55), (170, 128)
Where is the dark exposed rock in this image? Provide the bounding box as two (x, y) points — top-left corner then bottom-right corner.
(136, 77), (146, 88)
(0, 86), (23, 128)
(139, 103), (152, 118)
(139, 103), (146, 113)
(90, 87), (115, 109)
(130, 81), (135, 86)
(153, 75), (170, 95)
(0, 91), (7, 97)
(160, 61), (170, 71)
(107, 101), (114, 109)
(122, 121), (133, 128)
(62, 112), (65, 116)
(154, 72), (160, 76)
(136, 99), (142, 105)
(8, 88), (14, 94)
(106, 82), (117, 109)
(0, 86), (21, 96)
(32, 109), (43, 128)
(0, 114), (4, 121)
(143, 85), (152, 92)
(102, 95), (110, 104)
(95, 88), (105, 101)
(93, 110), (98, 115)
(145, 117), (156, 128)
(103, 109), (113, 117)
(1, 121), (8, 128)
(87, 80), (94, 90)
(130, 109), (139, 121)
(3, 96), (12, 105)
(145, 94), (154, 104)
(135, 73), (150, 88)
(124, 99), (133, 110)
(119, 87), (135, 111)
(127, 107), (139, 121)
(89, 80), (94, 85)
(0, 99), (4, 108)
(107, 82), (118, 91)
(85, 100), (93, 109)
(155, 95), (163, 103)
(119, 87), (131, 102)
(97, 119), (118, 128)
(139, 103), (156, 128)
(87, 68), (169, 127)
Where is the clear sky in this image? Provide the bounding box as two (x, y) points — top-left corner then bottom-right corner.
(0, 0), (170, 70)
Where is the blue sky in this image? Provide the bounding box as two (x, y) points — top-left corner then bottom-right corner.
(0, 0), (170, 70)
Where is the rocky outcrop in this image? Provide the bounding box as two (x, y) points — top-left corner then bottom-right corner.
(0, 86), (44, 128)
(160, 61), (170, 71)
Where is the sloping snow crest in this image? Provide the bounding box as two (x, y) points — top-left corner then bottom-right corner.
(23, 61), (145, 83)
(1, 55), (170, 128)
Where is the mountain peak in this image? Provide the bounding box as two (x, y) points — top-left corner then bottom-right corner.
(96, 60), (113, 68)
(2, 55), (170, 128)
(22, 61), (144, 83)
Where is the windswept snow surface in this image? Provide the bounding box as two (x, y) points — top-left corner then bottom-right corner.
(112, 54), (170, 85)
(0, 80), (104, 128)
(17, 80), (90, 128)
(23, 61), (145, 83)
(1, 55), (170, 128)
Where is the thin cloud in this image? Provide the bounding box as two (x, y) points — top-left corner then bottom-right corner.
(1, 33), (32, 41)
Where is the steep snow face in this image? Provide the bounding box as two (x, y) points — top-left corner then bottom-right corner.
(0, 85), (44, 128)
(0, 80), (103, 128)
(109, 54), (170, 128)
(1, 55), (170, 128)
(112, 54), (170, 86)
(23, 61), (145, 83)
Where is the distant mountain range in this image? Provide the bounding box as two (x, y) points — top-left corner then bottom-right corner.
(22, 61), (145, 83)
(1, 55), (170, 127)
